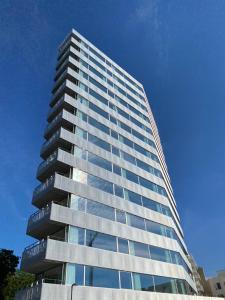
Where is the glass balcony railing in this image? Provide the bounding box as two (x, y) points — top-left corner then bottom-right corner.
(23, 240), (47, 259)
(47, 96), (64, 119)
(41, 130), (60, 153)
(37, 151), (58, 175)
(28, 204), (51, 227)
(45, 112), (63, 135)
(33, 175), (55, 197)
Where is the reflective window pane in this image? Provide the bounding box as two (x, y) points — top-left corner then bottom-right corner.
(124, 190), (142, 206)
(118, 238), (129, 254)
(88, 133), (110, 152)
(72, 169), (87, 184)
(88, 153), (112, 172)
(86, 199), (114, 221)
(154, 276), (177, 293)
(85, 266), (119, 288)
(116, 209), (126, 224)
(68, 226), (85, 245)
(114, 185), (124, 198)
(127, 214), (145, 230)
(133, 273), (154, 291)
(150, 246), (171, 263)
(120, 271), (132, 289)
(86, 230), (117, 252)
(70, 195), (86, 211)
(130, 241), (150, 259)
(66, 263), (84, 285)
(88, 174), (114, 194)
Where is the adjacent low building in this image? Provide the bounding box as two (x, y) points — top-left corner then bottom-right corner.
(208, 270), (225, 298)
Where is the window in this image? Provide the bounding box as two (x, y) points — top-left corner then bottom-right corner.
(118, 238), (129, 254)
(86, 199), (114, 220)
(176, 279), (187, 294)
(150, 246), (171, 263)
(75, 127), (87, 140)
(87, 174), (114, 194)
(86, 230), (117, 252)
(72, 169), (87, 184)
(89, 56), (105, 71)
(74, 146), (86, 160)
(142, 196), (159, 212)
(113, 165), (121, 176)
(133, 273), (154, 291)
(127, 214), (145, 230)
(112, 146), (120, 157)
(89, 77), (107, 93)
(70, 195), (86, 212)
(121, 151), (136, 165)
(145, 220), (165, 236)
(130, 241), (150, 259)
(154, 276), (177, 293)
(122, 169), (139, 184)
(116, 209), (126, 224)
(89, 102), (108, 119)
(120, 271), (132, 289)
(111, 130), (118, 140)
(85, 266), (119, 288)
(88, 133), (111, 152)
(66, 263), (84, 285)
(68, 226), (85, 245)
(89, 116), (110, 135)
(114, 184), (124, 198)
(89, 65), (106, 81)
(89, 89), (108, 106)
(124, 190), (142, 206)
(109, 115), (117, 125)
(216, 282), (222, 290)
(88, 152), (112, 172)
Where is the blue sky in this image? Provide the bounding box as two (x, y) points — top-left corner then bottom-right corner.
(0, 0), (225, 277)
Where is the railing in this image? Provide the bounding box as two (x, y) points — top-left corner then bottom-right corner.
(41, 130), (60, 152)
(37, 151), (58, 174)
(33, 175), (55, 197)
(23, 239), (47, 259)
(53, 69), (68, 93)
(45, 112), (63, 134)
(48, 96), (64, 118)
(51, 81), (67, 103)
(28, 204), (51, 226)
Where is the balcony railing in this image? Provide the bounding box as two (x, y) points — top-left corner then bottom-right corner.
(45, 112), (63, 135)
(48, 96), (64, 118)
(37, 151), (58, 175)
(23, 240), (47, 259)
(41, 130), (60, 153)
(33, 175), (55, 197)
(28, 204), (51, 227)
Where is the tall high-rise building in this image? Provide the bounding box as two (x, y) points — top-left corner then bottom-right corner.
(16, 29), (220, 300)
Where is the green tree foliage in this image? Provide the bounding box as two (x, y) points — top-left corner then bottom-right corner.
(0, 249), (19, 300)
(3, 271), (35, 300)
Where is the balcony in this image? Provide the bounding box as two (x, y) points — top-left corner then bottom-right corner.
(50, 80), (76, 107)
(21, 233), (66, 273)
(44, 110), (74, 139)
(47, 94), (75, 122)
(40, 128), (72, 159)
(27, 202), (67, 239)
(32, 173), (68, 208)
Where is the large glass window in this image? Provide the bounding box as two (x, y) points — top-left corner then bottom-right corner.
(116, 209), (126, 224)
(88, 152), (112, 172)
(133, 273), (154, 291)
(124, 190), (142, 206)
(86, 199), (114, 220)
(68, 226), (85, 245)
(70, 195), (86, 212)
(87, 174), (114, 194)
(86, 230), (117, 252)
(127, 214), (145, 230)
(120, 271), (132, 289)
(66, 263), (84, 285)
(150, 246), (171, 263)
(72, 169), (87, 184)
(154, 276), (177, 293)
(130, 241), (150, 259)
(89, 101), (108, 119)
(89, 116), (110, 135)
(88, 133), (111, 152)
(118, 238), (129, 254)
(145, 220), (166, 236)
(85, 266), (119, 289)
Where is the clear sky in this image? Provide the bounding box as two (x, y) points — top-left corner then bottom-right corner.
(0, 0), (225, 277)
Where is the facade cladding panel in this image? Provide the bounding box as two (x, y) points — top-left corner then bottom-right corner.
(17, 29), (218, 300)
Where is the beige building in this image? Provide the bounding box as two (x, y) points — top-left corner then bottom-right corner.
(208, 270), (225, 298)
